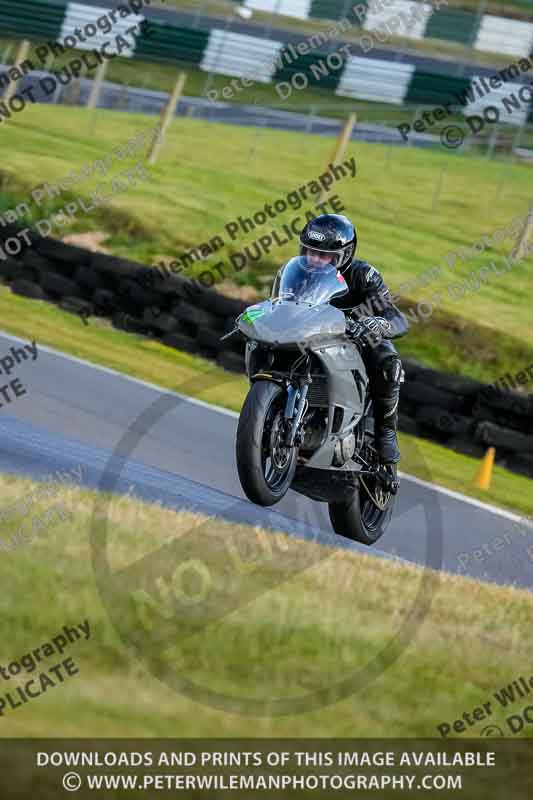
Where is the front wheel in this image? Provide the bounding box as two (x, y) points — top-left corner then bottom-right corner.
(236, 381), (298, 507)
(328, 466), (397, 546)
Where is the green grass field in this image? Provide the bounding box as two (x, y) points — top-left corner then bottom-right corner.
(0, 471), (532, 739)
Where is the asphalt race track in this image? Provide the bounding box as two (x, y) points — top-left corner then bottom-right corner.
(1, 330), (531, 591)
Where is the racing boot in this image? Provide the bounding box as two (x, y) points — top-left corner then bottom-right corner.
(373, 394), (401, 465)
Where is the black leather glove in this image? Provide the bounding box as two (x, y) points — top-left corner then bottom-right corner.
(346, 315), (392, 347)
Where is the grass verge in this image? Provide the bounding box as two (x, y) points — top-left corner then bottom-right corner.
(0, 471), (532, 738)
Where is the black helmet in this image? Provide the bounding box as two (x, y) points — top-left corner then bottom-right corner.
(300, 214), (357, 272)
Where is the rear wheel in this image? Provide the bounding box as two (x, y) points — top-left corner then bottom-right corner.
(328, 431), (397, 546)
(236, 381), (298, 507)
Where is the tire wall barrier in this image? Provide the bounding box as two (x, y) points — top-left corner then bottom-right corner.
(242, 0), (533, 62)
(3, 0), (533, 63)
(1, 2), (533, 118)
(1, 224), (532, 478)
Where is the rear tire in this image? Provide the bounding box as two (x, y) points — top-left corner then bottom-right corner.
(328, 466), (397, 546)
(236, 381), (297, 507)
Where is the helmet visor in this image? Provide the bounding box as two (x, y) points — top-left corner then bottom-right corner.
(300, 245), (341, 268)
(275, 256), (348, 306)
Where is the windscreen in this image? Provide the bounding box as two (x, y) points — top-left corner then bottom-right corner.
(272, 256), (348, 306)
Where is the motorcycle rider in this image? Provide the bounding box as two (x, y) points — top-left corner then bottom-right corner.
(299, 214), (408, 467)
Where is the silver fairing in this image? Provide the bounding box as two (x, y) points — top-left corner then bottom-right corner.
(306, 341), (368, 468)
(238, 300), (346, 345)
(239, 299), (369, 471)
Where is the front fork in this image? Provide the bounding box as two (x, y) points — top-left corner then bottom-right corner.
(283, 381), (309, 448)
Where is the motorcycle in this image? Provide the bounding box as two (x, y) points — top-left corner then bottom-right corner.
(227, 255), (398, 546)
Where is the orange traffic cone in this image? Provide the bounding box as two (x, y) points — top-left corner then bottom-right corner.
(473, 447), (495, 490)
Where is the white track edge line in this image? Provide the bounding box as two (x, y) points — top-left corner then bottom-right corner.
(398, 471), (532, 527)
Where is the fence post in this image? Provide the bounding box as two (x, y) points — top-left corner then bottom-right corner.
(87, 60), (109, 111)
(431, 161), (448, 211)
(486, 124), (499, 159)
(246, 99), (267, 168)
(512, 200), (533, 260)
(70, 79), (82, 106)
(52, 81), (62, 106)
(2, 40), (30, 103)
(410, 106), (421, 146)
(192, 0), (209, 29)
(263, 0), (282, 39)
(44, 51), (55, 72)
(305, 104), (316, 136)
(469, 0), (488, 67)
(147, 71), (187, 166)
(340, 0), (351, 20)
(1, 45), (13, 68)
(318, 112), (357, 202)
(118, 82), (129, 111)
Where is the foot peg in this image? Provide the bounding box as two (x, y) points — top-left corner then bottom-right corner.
(378, 465), (399, 495)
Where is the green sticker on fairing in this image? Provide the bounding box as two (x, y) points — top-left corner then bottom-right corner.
(242, 306), (265, 325)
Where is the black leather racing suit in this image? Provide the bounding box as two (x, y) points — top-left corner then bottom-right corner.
(330, 259), (409, 464)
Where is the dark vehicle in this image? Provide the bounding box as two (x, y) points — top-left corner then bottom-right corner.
(231, 255), (398, 546)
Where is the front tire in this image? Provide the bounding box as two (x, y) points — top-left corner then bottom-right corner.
(236, 381), (298, 507)
(328, 466), (397, 546)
